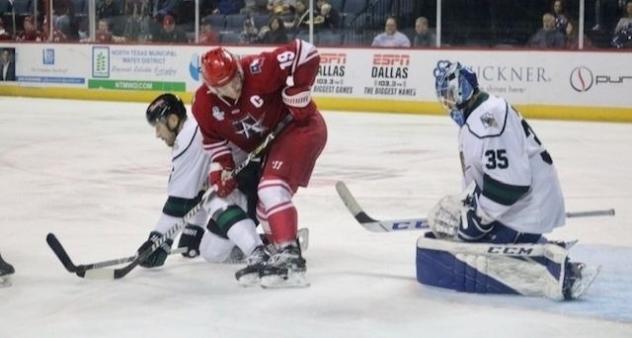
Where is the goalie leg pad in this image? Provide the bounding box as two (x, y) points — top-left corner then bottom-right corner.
(416, 232), (573, 300)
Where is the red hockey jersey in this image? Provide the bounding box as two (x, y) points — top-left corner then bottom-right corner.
(192, 39), (320, 163)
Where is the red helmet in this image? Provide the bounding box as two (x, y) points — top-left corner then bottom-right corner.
(200, 47), (239, 87)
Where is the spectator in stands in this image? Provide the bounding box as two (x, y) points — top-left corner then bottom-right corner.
(123, 0), (153, 42)
(199, 18), (219, 44)
(97, 0), (122, 22)
(612, 0), (632, 47)
(267, 0), (293, 16)
(213, 0), (245, 15)
(0, 18), (11, 41)
(285, 0), (309, 31)
(153, 0), (180, 18)
(240, 16), (259, 43)
(552, 0), (569, 33)
(313, 1), (340, 31)
(155, 14), (187, 43)
(528, 13), (566, 48)
(16, 16), (45, 41)
(412, 16), (435, 47)
(614, 0), (632, 33)
(1, 49), (15, 81)
(565, 19), (593, 49)
(95, 18), (125, 43)
(258, 16), (288, 44)
(371, 16), (411, 48)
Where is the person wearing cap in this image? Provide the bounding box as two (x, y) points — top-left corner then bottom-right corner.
(154, 14), (186, 43)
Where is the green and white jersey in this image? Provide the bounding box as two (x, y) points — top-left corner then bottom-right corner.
(458, 93), (565, 234)
(155, 118), (211, 234)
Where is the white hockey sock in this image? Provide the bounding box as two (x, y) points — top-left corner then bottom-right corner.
(227, 219), (263, 256)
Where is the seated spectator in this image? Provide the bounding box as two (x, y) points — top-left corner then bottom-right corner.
(528, 13), (566, 48)
(123, 0), (153, 42)
(614, 0), (632, 34)
(16, 16), (45, 42)
(213, 0), (245, 15)
(199, 19), (219, 44)
(258, 16), (288, 44)
(552, 0), (569, 34)
(371, 16), (411, 48)
(0, 18), (11, 40)
(285, 0), (309, 31)
(95, 18), (126, 43)
(97, 0), (122, 21)
(267, 0), (293, 16)
(313, 2), (340, 31)
(565, 20), (592, 49)
(612, 0), (632, 47)
(412, 16), (435, 47)
(154, 14), (187, 43)
(240, 16), (259, 43)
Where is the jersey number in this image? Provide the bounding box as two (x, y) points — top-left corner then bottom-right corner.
(520, 118), (553, 165)
(277, 51), (296, 70)
(485, 149), (508, 169)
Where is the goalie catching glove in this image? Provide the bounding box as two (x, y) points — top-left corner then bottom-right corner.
(137, 231), (174, 268)
(428, 182), (496, 241)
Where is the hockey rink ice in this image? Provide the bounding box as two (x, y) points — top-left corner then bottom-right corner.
(0, 97), (631, 337)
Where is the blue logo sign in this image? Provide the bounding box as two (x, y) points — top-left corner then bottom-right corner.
(189, 54), (200, 81)
(43, 49), (55, 65)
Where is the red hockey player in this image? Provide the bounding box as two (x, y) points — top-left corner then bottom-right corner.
(192, 39), (327, 288)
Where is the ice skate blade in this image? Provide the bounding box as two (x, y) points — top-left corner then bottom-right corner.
(236, 273), (261, 287)
(260, 272), (310, 289)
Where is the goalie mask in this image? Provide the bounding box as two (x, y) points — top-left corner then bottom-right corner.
(433, 61), (478, 126)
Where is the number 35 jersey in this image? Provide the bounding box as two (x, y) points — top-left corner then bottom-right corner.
(458, 93), (565, 234)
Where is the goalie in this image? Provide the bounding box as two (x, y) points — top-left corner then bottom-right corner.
(417, 61), (599, 300)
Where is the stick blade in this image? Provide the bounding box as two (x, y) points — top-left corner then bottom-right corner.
(46, 233), (77, 273)
(77, 268), (116, 280)
(335, 181), (376, 222)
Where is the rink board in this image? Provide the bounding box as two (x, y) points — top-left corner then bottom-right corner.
(0, 42), (631, 122)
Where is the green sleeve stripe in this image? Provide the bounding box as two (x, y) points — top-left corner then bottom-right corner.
(162, 191), (204, 217)
(482, 174), (529, 206)
(215, 206), (248, 231)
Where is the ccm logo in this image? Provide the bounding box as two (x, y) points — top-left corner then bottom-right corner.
(320, 53), (346, 64)
(373, 54), (410, 66)
(487, 247), (534, 255)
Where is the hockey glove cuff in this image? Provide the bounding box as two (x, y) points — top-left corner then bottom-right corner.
(138, 231), (174, 268)
(177, 224), (205, 258)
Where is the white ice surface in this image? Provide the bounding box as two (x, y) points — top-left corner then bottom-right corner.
(0, 97), (631, 338)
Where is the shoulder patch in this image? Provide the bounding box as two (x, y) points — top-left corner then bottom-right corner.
(464, 98), (509, 139)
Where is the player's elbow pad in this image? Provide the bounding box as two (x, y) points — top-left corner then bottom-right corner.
(282, 87), (315, 124)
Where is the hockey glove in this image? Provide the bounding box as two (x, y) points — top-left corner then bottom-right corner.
(209, 155), (237, 197)
(138, 231), (173, 268)
(177, 224), (204, 258)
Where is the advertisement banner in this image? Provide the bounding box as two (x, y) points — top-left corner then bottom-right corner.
(9, 43), (87, 86)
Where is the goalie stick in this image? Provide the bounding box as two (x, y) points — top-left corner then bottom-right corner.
(335, 181), (616, 233)
(53, 115), (293, 280)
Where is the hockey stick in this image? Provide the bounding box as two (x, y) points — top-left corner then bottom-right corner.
(335, 181), (616, 233)
(70, 115), (293, 280)
(46, 233), (187, 273)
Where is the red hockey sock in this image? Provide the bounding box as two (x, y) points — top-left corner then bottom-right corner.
(267, 205), (298, 246)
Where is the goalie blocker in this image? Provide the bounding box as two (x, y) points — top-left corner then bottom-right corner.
(415, 232), (599, 301)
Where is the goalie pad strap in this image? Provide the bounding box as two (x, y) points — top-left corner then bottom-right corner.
(416, 233), (568, 300)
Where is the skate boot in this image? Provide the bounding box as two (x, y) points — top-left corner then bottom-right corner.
(260, 228), (310, 255)
(0, 254), (15, 287)
(235, 245), (270, 287)
(562, 261), (600, 300)
(260, 244), (309, 289)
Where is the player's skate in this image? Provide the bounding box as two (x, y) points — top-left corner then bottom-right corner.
(0, 254), (15, 287)
(260, 245), (309, 289)
(235, 245), (270, 287)
(562, 261), (600, 300)
(223, 246), (246, 264)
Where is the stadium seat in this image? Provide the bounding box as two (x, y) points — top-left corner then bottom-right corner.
(252, 14), (270, 29)
(72, 0), (87, 15)
(226, 14), (246, 29)
(220, 31), (242, 44)
(318, 31), (343, 46)
(203, 14), (226, 30)
(329, 0), (345, 12)
(342, 0), (366, 15)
